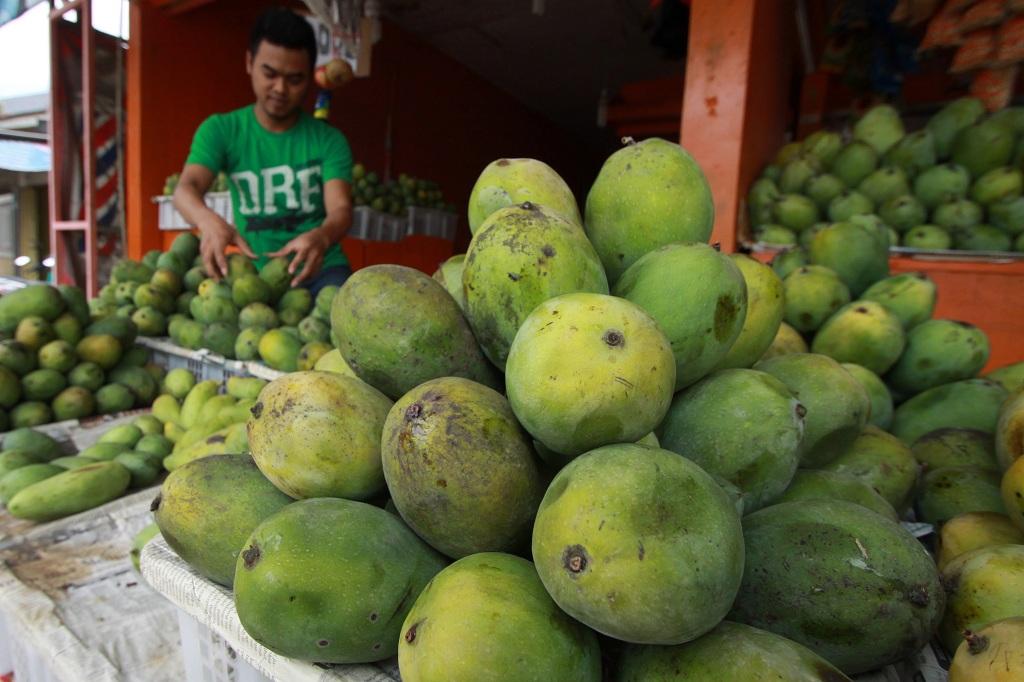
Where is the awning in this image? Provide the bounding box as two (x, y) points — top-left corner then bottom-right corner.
(0, 0), (45, 28)
(0, 139), (50, 172)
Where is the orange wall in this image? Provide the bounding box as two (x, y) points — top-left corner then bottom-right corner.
(126, 1), (600, 263)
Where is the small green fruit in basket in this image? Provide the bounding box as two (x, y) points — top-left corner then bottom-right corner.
(803, 173), (845, 210)
(832, 141), (878, 188)
(757, 225), (797, 246)
(95, 383), (135, 414)
(970, 166), (1023, 206)
(22, 368), (67, 402)
(884, 129), (936, 178)
(238, 302), (278, 329)
(37, 340), (77, 373)
(231, 274), (272, 308)
(988, 196), (1024, 235)
(772, 194), (818, 232)
(51, 386), (96, 421)
(131, 306), (167, 337)
(811, 301), (905, 375)
(914, 163), (970, 210)
(76, 334), (123, 370)
(801, 129), (842, 167)
(162, 368), (196, 400)
(952, 119), (1014, 178)
(927, 97), (985, 159)
(857, 166), (909, 206)
(156, 251), (187, 277)
(903, 224), (951, 250)
(130, 523), (160, 573)
(16, 316), (55, 352)
(68, 362), (104, 393)
(954, 225), (1012, 252)
(878, 194), (926, 232)
(258, 257), (292, 302)
(51, 312), (83, 346)
(225, 253), (257, 285)
(257, 328), (302, 372)
(150, 268), (183, 297)
(778, 156), (820, 194)
(170, 232), (200, 263)
(853, 104), (905, 155)
(827, 190), (874, 222)
(234, 327), (265, 361)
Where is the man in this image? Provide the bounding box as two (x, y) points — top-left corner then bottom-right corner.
(173, 6), (353, 294)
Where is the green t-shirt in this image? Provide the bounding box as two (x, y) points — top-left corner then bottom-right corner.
(185, 104), (352, 270)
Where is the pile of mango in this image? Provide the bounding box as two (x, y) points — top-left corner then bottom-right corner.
(750, 98), (1024, 253)
(148, 143), (1024, 681)
(94, 233), (336, 372)
(0, 284), (167, 429)
(0, 409), (177, 523)
(351, 163), (453, 214)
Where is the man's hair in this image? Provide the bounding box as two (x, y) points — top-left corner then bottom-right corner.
(249, 6), (318, 71)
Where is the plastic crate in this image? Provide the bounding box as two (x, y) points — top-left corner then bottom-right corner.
(155, 193), (232, 231)
(349, 207), (407, 242)
(407, 206), (457, 241)
(136, 337), (248, 383)
(177, 610), (268, 682)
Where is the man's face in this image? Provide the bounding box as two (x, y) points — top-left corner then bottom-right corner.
(247, 40), (312, 121)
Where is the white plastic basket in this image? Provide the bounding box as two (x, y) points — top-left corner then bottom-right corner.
(406, 206), (457, 241)
(177, 609), (269, 682)
(349, 207), (407, 242)
(155, 193), (232, 231)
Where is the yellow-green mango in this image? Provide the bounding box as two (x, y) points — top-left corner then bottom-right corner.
(760, 322), (808, 360)
(939, 544), (1024, 653)
(949, 616), (1024, 682)
(584, 138), (713, 284)
(0, 463), (63, 505)
(987, 360), (1024, 394)
(248, 371), (392, 500)
(1002, 455), (1024, 532)
(532, 444), (743, 644)
(467, 158), (581, 234)
(712, 255), (785, 370)
(234, 498), (447, 663)
(430, 254), (466, 311)
(8, 461), (130, 521)
(382, 377), (544, 558)
(398, 553), (600, 682)
(178, 379), (218, 428)
(153, 454), (292, 587)
(463, 202), (608, 369)
(730, 499), (943, 674)
(506, 293), (675, 459)
(937, 512), (1024, 570)
(841, 363), (893, 430)
(996, 391), (1024, 470)
(615, 621), (851, 681)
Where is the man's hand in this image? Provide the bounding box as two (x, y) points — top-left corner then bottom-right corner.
(198, 215), (257, 281)
(267, 226), (335, 287)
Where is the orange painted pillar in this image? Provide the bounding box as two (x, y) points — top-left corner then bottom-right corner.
(680, 0), (796, 252)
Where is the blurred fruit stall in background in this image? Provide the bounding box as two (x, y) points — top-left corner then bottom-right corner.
(677, 0), (1024, 372)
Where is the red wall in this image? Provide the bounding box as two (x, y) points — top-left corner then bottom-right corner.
(126, 1), (600, 265)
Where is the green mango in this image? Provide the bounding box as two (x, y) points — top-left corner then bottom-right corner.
(952, 119), (1015, 178)
(884, 129), (936, 178)
(233, 498), (447, 662)
(782, 265), (850, 334)
(758, 225), (797, 246)
(0, 284), (65, 334)
(831, 141), (878, 188)
(770, 248), (807, 281)
(903, 224), (951, 250)
(773, 194), (819, 232)
(821, 425), (918, 511)
(8, 461), (130, 521)
(857, 166), (910, 206)
(890, 378), (1008, 444)
(938, 544), (1024, 654)
(954, 224), (1012, 252)
(887, 319), (990, 395)
(754, 353), (870, 467)
(988, 196), (1024, 235)
(801, 130), (843, 167)
(51, 387), (96, 421)
(658, 369), (803, 513)
(615, 621), (852, 681)
(729, 500), (943, 675)
(0, 463), (63, 505)
(927, 97), (985, 159)
(916, 466), (1004, 525)
(614, 243), (747, 390)
(225, 377), (267, 401)
(878, 194), (926, 232)
(841, 363), (894, 431)
(777, 469), (897, 521)
(2, 428), (62, 461)
(853, 104), (905, 155)
(860, 272), (936, 329)
(827, 190), (874, 222)
(10, 402), (52, 428)
(912, 428), (1000, 473)
(532, 444), (743, 644)
(808, 221), (889, 297)
(430, 255), (467, 311)
(803, 173), (846, 211)
(331, 265), (501, 399)
(914, 163), (971, 210)
(971, 166), (1023, 205)
(779, 157), (820, 194)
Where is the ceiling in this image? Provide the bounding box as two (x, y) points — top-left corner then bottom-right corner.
(380, 0), (687, 149)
